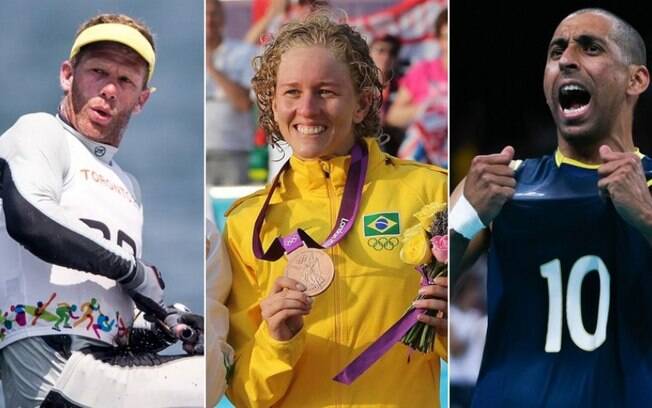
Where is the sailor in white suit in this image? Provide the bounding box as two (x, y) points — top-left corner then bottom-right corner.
(0, 13), (203, 408)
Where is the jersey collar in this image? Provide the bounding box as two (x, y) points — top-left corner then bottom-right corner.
(56, 114), (118, 164)
(283, 137), (384, 193)
(554, 148), (644, 170)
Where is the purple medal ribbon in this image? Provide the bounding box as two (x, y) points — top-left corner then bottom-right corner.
(252, 142), (368, 259)
(333, 309), (422, 384)
(333, 269), (432, 384)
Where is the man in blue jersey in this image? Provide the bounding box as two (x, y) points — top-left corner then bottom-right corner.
(450, 8), (652, 406)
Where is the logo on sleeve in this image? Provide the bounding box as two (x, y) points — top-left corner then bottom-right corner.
(363, 212), (400, 237)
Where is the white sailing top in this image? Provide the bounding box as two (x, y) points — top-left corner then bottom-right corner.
(0, 113), (142, 347)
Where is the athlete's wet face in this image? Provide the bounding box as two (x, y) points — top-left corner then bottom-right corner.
(272, 46), (369, 160)
(543, 12), (632, 143)
(60, 42), (150, 147)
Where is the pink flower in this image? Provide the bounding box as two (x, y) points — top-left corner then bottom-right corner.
(431, 234), (448, 263)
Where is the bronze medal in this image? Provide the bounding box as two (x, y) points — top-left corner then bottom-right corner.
(285, 247), (335, 296)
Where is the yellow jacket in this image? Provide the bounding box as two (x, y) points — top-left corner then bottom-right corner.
(224, 138), (448, 407)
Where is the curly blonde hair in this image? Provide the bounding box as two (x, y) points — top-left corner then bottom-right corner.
(252, 12), (384, 147)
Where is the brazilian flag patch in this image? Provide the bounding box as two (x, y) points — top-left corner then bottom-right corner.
(363, 212), (400, 237)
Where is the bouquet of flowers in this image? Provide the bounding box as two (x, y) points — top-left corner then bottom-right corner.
(333, 202), (448, 384)
(399, 202), (448, 353)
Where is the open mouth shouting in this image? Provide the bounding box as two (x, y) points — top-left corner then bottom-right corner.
(558, 83), (592, 121)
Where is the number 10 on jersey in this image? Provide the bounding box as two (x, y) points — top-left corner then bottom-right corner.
(540, 255), (610, 352)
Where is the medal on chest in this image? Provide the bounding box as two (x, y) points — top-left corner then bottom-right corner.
(252, 142), (368, 296)
(285, 245), (335, 296)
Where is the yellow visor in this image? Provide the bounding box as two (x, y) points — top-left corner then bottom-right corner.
(70, 23), (155, 82)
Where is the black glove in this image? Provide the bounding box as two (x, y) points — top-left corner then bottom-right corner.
(163, 304), (204, 355)
(131, 292), (169, 323)
(132, 298), (204, 355)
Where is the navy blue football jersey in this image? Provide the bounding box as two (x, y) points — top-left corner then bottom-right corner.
(472, 152), (652, 407)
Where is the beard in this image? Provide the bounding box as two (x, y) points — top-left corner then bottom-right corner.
(69, 81), (133, 147)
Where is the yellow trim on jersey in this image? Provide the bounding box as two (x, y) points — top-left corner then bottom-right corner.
(555, 148), (645, 169)
(555, 150), (600, 169)
(70, 23), (155, 81)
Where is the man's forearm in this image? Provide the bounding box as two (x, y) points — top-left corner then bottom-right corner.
(1, 159), (137, 282)
(207, 66), (252, 112)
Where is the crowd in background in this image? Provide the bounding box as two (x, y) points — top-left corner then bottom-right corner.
(206, 0), (449, 187)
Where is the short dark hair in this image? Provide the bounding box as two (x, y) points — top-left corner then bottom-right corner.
(569, 8), (646, 65)
(435, 8), (448, 38)
(371, 34), (401, 58)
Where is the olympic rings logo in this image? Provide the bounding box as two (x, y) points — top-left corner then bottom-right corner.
(367, 237), (399, 251)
